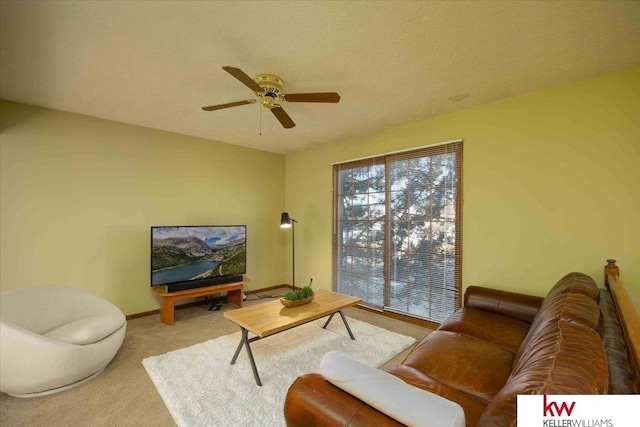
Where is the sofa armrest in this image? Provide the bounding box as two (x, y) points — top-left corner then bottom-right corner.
(464, 286), (543, 323)
(319, 351), (464, 427)
(284, 373), (404, 427)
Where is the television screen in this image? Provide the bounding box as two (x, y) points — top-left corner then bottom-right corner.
(151, 225), (246, 287)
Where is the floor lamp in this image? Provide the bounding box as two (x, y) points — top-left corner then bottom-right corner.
(280, 212), (297, 291)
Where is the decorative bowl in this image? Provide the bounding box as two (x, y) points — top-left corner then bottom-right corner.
(280, 293), (314, 308)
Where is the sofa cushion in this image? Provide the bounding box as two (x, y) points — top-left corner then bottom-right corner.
(43, 313), (125, 345)
(438, 307), (530, 353)
(478, 322), (608, 427)
(402, 331), (514, 402)
(386, 365), (489, 427)
(320, 351), (465, 427)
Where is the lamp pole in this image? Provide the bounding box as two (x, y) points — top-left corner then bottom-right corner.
(291, 219), (296, 291)
(280, 212), (297, 291)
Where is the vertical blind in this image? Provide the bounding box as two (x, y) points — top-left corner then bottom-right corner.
(333, 141), (463, 322)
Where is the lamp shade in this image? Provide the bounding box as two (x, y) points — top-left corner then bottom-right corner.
(280, 212), (292, 228)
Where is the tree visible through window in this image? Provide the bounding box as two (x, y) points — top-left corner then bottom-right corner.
(333, 141), (462, 322)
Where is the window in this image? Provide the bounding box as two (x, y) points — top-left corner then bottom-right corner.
(333, 141), (462, 322)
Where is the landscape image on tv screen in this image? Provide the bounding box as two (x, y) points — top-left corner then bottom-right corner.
(151, 225), (246, 286)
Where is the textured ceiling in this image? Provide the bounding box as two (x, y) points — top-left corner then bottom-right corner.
(1, 1), (639, 154)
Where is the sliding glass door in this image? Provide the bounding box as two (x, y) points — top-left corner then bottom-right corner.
(333, 141), (462, 322)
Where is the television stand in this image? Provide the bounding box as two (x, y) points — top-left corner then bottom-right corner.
(152, 278), (249, 325)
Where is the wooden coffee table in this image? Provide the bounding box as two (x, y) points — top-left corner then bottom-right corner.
(223, 289), (361, 386)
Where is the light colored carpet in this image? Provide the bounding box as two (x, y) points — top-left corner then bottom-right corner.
(143, 317), (416, 427)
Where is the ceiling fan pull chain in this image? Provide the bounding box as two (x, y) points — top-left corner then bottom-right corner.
(259, 100), (262, 136)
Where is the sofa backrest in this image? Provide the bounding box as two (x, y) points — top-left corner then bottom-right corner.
(511, 291), (603, 370)
(510, 272), (602, 367)
(542, 272), (600, 305)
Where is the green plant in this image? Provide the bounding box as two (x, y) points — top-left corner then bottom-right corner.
(301, 286), (313, 298)
(283, 286), (314, 301)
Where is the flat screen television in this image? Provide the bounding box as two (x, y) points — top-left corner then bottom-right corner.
(151, 225), (246, 291)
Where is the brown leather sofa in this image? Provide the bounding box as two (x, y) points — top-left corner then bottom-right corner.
(284, 272), (636, 427)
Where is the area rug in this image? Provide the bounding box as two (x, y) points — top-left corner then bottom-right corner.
(142, 317), (416, 427)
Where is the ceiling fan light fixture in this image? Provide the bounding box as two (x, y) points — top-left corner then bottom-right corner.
(261, 96), (276, 109)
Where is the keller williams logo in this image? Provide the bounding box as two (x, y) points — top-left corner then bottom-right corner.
(543, 395), (576, 417)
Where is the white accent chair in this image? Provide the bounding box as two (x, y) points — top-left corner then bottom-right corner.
(0, 286), (126, 397)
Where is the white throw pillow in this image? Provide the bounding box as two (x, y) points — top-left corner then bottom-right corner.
(43, 314), (125, 345)
(319, 350), (465, 427)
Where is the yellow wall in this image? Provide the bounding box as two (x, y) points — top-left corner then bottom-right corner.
(285, 67), (640, 311)
(2, 67), (639, 317)
(0, 101), (287, 315)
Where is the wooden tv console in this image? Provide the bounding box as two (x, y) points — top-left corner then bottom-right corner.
(152, 278), (249, 325)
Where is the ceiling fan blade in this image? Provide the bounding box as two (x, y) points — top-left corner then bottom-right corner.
(223, 66), (264, 93)
(271, 106), (295, 129)
(202, 100), (255, 111)
(283, 92), (340, 103)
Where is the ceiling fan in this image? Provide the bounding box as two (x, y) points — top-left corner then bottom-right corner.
(202, 66), (340, 129)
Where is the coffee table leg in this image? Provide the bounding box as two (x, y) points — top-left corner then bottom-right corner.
(338, 311), (356, 340)
(230, 332), (245, 365)
(322, 313), (336, 329)
(230, 328), (262, 386)
(323, 311), (356, 340)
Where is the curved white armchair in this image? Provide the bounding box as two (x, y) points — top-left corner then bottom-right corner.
(0, 286), (126, 397)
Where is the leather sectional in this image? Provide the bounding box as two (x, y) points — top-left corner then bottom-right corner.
(284, 272), (637, 426)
